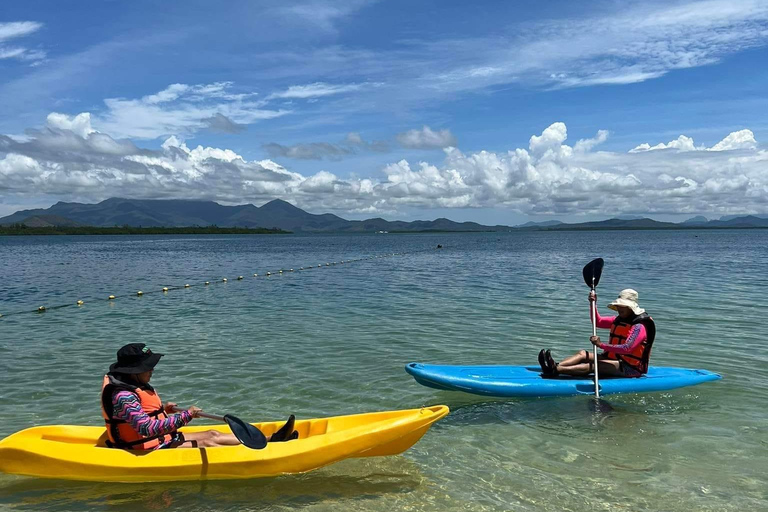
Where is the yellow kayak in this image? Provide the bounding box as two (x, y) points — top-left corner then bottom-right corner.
(0, 405), (448, 482)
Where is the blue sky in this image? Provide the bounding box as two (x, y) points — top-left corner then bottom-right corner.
(1, 0), (767, 224)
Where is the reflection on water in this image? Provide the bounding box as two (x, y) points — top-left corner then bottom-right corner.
(0, 458), (423, 512)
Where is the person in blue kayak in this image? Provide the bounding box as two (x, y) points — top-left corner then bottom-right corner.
(100, 343), (297, 450)
(538, 289), (656, 378)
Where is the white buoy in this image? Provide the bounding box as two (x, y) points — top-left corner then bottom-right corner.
(279, 270), (283, 274)
(77, 300), (84, 305)
(205, 281), (210, 285)
(38, 306), (46, 312)
(267, 272), (271, 276)
(162, 287), (168, 292)
(137, 291), (143, 296)
(254, 273), (258, 277)
(238, 276), (243, 280)
(108, 295), (116, 300)
(184, 284), (190, 288)
(222, 278), (228, 282)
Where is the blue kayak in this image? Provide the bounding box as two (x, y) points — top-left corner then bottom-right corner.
(405, 363), (722, 398)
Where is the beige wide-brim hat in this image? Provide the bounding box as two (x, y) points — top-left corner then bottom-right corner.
(607, 288), (645, 315)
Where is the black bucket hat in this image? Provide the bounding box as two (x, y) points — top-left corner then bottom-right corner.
(109, 343), (163, 374)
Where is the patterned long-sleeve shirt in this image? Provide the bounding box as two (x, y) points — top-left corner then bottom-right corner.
(590, 305), (647, 355)
(111, 390), (192, 442)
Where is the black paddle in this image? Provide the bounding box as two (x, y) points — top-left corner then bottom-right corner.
(172, 408), (267, 449)
(582, 258), (612, 412)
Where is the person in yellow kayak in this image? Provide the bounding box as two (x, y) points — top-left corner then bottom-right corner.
(538, 289), (656, 378)
(101, 343), (297, 450)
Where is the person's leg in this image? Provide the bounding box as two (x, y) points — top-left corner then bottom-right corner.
(174, 430), (241, 448)
(556, 358), (624, 377)
(555, 362), (590, 376)
(171, 415), (299, 448)
(558, 349), (590, 368)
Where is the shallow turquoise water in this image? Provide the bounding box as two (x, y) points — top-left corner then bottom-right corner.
(1, 230), (766, 511)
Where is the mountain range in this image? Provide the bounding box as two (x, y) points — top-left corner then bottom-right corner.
(1, 198), (767, 232)
(0, 198), (508, 233)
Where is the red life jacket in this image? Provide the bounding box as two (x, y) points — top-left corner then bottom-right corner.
(604, 313), (656, 374)
(100, 375), (174, 450)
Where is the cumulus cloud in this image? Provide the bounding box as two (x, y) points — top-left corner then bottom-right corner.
(574, 130), (609, 153)
(630, 135), (699, 153)
(1, 114), (766, 218)
(396, 126), (457, 149)
(0, 114), (301, 203)
(630, 130), (756, 153)
(46, 112), (96, 138)
(708, 129), (757, 151)
(0, 21), (45, 63)
(263, 142), (353, 160)
(344, 132), (389, 152)
(263, 132), (388, 160)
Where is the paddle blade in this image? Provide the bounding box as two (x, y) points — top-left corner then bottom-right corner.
(223, 414), (268, 449)
(589, 397), (614, 414)
(582, 258), (604, 289)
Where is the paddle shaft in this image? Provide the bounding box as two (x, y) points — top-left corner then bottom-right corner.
(198, 411), (226, 422)
(591, 282), (600, 399)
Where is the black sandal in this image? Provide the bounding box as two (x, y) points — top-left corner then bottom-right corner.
(545, 350), (559, 377)
(270, 414), (296, 442)
(538, 349), (551, 375)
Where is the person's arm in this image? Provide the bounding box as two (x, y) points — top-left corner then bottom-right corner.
(589, 293), (615, 329)
(598, 324), (647, 355)
(112, 391), (193, 438)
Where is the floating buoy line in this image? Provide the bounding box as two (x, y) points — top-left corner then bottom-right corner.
(0, 249), (437, 319)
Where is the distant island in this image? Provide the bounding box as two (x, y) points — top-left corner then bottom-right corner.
(1, 197), (767, 233)
(520, 216), (768, 231)
(0, 224), (288, 236)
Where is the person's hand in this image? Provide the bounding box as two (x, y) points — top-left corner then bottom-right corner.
(590, 335), (601, 346)
(588, 290), (597, 302)
(187, 406), (203, 418)
(163, 402), (177, 413)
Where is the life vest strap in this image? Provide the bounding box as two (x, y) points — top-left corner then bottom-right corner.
(105, 430), (176, 449)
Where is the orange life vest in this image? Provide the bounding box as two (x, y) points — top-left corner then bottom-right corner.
(100, 375), (174, 450)
(603, 313), (656, 374)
